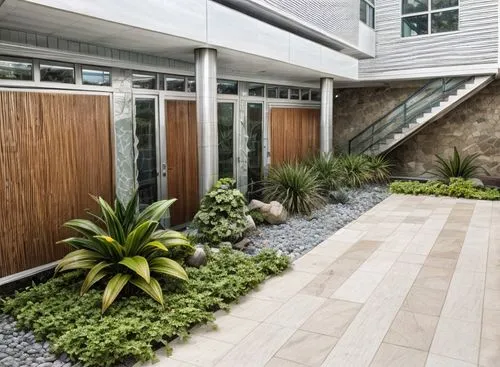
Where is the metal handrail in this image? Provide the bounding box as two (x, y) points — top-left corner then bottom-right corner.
(348, 77), (472, 154)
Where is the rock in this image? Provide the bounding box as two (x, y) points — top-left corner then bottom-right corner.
(233, 238), (251, 250)
(244, 215), (256, 231)
(470, 178), (484, 187)
(263, 201), (288, 225)
(186, 247), (207, 268)
(248, 199), (265, 211)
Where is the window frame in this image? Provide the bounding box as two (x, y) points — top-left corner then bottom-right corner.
(401, 0), (459, 37)
(81, 65), (112, 87)
(360, 0), (375, 29)
(39, 60), (76, 84)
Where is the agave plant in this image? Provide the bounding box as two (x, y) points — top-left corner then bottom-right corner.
(263, 163), (326, 215)
(431, 147), (488, 181)
(56, 192), (194, 313)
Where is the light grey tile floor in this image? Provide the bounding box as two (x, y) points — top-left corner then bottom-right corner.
(138, 195), (499, 367)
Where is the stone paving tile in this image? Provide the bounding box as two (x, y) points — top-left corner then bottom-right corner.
(401, 286), (447, 317)
(413, 266), (454, 291)
(265, 357), (305, 367)
(168, 335), (234, 366)
(384, 310), (439, 351)
(299, 273), (348, 298)
(275, 330), (338, 366)
(425, 354), (476, 367)
(300, 299), (362, 337)
(479, 338), (500, 367)
(216, 323), (295, 367)
(227, 296), (283, 322)
(332, 270), (386, 303)
(191, 314), (260, 344)
(430, 317), (481, 364)
(370, 343), (427, 367)
(265, 294), (325, 328)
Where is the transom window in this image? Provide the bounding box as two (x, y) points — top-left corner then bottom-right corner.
(360, 0), (375, 29)
(402, 0), (459, 37)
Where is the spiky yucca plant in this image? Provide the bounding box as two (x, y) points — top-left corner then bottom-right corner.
(337, 154), (372, 187)
(431, 147), (488, 181)
(263, 163), (326, 215)
(366, 155), (392, 183)
(56, 192), (194, 313)
(308, 153), (342, 193)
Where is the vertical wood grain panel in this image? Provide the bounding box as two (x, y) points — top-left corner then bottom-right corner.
(270, 107), (320, 165)
(0, 91), (113, 277)
(166, 100), (199, 226)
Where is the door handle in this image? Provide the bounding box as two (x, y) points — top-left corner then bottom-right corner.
(162, 163), (167, 177)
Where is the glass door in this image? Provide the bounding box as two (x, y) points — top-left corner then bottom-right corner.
(134, 96), (159, 208)
(218, 102), (235, 179)
(247, 102), (263, 198)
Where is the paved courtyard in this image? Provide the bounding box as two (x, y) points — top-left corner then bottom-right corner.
(142, 194), (500, 367)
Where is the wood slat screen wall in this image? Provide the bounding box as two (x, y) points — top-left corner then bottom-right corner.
(0, 91), (113, 277)
(166, 100), (199, 226)
(270, 107), (320, 165)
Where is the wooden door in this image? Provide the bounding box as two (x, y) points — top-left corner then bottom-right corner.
(166, 100), (199, 226)
(270, 107), (320, 165)
(0, 91), (113, 277)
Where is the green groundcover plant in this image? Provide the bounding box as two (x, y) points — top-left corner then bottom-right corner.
(390, 178), (500, 200)
(2, 247), (289, 367)
(193, 178), (248, 245)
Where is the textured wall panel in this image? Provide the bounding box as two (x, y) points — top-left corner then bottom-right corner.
(256, 0), (359, 45)
(359, 0), (498, 78)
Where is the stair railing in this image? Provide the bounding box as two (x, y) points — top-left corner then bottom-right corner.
(348, 77), (472, 155)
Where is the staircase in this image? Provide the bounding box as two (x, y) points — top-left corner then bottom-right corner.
(348, 75), (495, 155)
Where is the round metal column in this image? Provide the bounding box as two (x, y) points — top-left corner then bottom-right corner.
(320, 77), (334, 154)
(195, 48), (218, 197)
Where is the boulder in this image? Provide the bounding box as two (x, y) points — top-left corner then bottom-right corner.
(248, 199), (265, 211)
(233, 238), (251, 250)
(470, 178), (484, 188)
(248, 200), (287, 225)
(245, 214), (256, 231)
(186, 246), (207, 268)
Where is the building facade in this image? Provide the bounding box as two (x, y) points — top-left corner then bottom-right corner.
(0, 0), (499, 277)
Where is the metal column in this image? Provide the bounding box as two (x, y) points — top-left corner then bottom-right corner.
(195, 48), (218, 197)
(320, 77), (334, 153)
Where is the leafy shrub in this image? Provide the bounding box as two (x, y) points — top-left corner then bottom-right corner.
(431, 146), (488, 180)
(193, 178), (248, 245)
(390, 178), (500, 200)
(263, 163), (326, 215)
(307, 153), (342, 192)
(337, 154), (372, 187)
(56, 192), (193, 313)
(248, 208), (265, 225)
(366, 155), (392, 183)
(2, 247), (289, 367)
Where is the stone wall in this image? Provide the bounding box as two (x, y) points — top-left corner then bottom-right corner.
(388, 79), (500, 177)
(333, 81), (425, 151)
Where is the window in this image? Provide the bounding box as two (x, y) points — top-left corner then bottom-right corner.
(187, 77), (196, 93)
(267, 86), (278, 99)
(217, 79), (238, 95)
(82, 67), (111, 86)
(133, 73), (156, 89)
(311, 89), (321, 101)
(40, 62), (75, 83)
(402, 0), (458, 37)
(290, 88), (300, 100)
(278, 87), (289, 99)
(248, 83), (264, 97)
(301, 89), (310, 100)
(165, 74), (185, 91)
(360, 0), (375, 28)
(0, 57), (33, 80)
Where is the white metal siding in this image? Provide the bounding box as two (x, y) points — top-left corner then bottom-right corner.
(359, 0), (498, 79)
(256, 0), (360, 46)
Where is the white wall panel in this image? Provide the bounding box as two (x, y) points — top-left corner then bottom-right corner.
(359, 0), (498, 79)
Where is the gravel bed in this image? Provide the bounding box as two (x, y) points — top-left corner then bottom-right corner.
(246, 185), (390, 259)
(0, 314), (72, 367)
